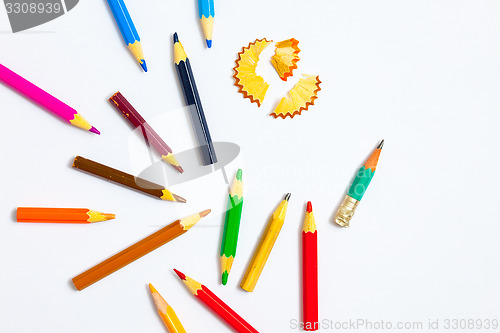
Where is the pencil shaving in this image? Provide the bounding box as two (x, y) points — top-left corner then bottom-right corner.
(271, 38), (300, 81)
(270, 74), (321, 119)
(233, 38), (273, 107)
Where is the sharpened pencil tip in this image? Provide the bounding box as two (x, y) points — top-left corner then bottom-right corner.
(103, 213), (115, 221)
(172, 193), (187, 203)
(199, 209), (211, 217)
(284, 193), (291, 201)
(222, 271), (228, 285)
(206, 39), (212, 48)
(307, 201), (312, 213)
(89, 126), (100, 135)
(173, 32), (179, 43)
(140, 60), (148, 72)
(236, 169), (242, 181)
(378, 139), (384, 149)
(173, 269), (186, 280)
(148, 283), (156, 293)
(173, 165), (184, 173)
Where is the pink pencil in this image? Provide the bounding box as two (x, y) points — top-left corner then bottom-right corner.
(0, 64), (99, 134)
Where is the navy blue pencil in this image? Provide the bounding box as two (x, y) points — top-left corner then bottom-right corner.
(173, 32), (217, 165)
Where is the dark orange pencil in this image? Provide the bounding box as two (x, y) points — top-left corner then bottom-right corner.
(302, 201), (318, 331)
(17, 207), (115, 224)
(72, 210), (210, 291)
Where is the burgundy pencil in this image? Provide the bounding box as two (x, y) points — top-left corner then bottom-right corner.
(109, 92), (183, 173)
(174, 269), (259, 333)
(302, 201), (318, 331)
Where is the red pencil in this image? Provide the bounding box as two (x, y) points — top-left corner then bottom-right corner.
(173, 269), (259, 333)
(302, 201), (318, 331)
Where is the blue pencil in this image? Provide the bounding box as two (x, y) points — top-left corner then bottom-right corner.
(106, 0), (147, 72)
(198, 0), (215, 48)
(173, 33), (217, 165)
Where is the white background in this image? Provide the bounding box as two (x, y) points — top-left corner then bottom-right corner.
(1, 1), (500, 332)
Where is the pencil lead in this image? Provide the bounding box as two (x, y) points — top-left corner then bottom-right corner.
(206, 39), (212, 48)
(284, 193), (291, 201)
(199, 209), (211, 217)
(377, 139), (384, 149)
(221, 271), (228, 285)
(306, 201), (312, 213)
(140, 60), (148, 72)
(172, 193), (187, 203)
(173, 32), (179, 43)
(172, 165), (184, 173)
(173, 268), (186, 280)
(89, 126), (100, 135)
(102, 213), (115, 221)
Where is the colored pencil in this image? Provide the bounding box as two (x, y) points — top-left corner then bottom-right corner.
(16, 207), (115, 224)
(335, 140), (384, 227)
(72, 156), (186, 203)
(106, 0), (147, 72)
(240, 193), (290, 292)
(198, 0), (215, 48)
(302, 201), (318, 331)
(0, 64), (99, 134)
(173, 33), (217, 165)
(149, 284), (187, 333)
(220, 169), (243, 285)
(173, 269), (259, 333)
(72, 210), (211, 290)
(109, 92), (183, 173)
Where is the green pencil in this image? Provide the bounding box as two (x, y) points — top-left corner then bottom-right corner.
(220, 169), (243, 285)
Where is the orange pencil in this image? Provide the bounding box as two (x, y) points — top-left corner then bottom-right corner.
(149, 284), (186, 333)
(17, 207), (115, 224)
(72, 210), (211, 291)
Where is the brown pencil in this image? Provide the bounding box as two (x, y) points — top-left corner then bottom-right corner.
(72, 209), (211, 291)
(72, 156), (186, 202)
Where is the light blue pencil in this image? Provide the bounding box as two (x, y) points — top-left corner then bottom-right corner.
(198, 0), (215, 48)
(106, 0), (147, 71)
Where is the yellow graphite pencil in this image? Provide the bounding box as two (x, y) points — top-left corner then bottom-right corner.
(148, 284), (186, 333)
(240, 193), (290, 292)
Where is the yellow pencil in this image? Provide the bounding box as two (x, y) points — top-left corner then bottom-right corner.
(240, 193), (290, 292)
(149, 284), (186, 333)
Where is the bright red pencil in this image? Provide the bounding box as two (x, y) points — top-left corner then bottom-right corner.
(302, 201), (318, 331)
(173, 269), (259, 333)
